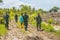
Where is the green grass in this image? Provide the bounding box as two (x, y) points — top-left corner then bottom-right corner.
(41, 22), (60, 35)
(0, 24), (7, 36)
(54, 30), (60, 36)
(41, 22), (55, 32)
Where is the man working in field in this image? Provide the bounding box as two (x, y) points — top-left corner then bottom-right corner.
(35, 13), (42, 31)
(23, 12), (29, 31)
(4, 12), (9, 30)
(15, 14), (18, 22)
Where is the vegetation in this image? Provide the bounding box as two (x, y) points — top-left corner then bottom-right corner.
(0, 5), (60, 36)
(49, 6), (60, 12)
(48, 18), (54, 24)
(54, 30), (60, 36)
(29, 14), (55, 32)
(0, 0), (2, 3)
(0, 24), (7, 36)
(29, 13), (60, 35)
(41, 22), (55, 32)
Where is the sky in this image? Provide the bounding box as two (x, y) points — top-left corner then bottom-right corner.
(0, 0), (60, 10)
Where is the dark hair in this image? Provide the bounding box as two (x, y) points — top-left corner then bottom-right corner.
(24, 12), (27, 15)
(21, 13), (23, 15)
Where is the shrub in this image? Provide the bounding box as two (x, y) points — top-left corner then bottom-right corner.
(54, 30), (60, 35)
(48, 18), (54, 24)
(0, 24), (7, 36)
(41, 22), (55, 32)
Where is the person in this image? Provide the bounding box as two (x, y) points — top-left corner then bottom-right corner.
(23, 12), (29, 31)
(19, 13), (24, 29)
(15, 14), (18, 22)
(35, 13), (42, 31)
(4, 12), (9, 30)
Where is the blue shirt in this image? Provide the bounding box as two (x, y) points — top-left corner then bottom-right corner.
(20, 16), (24, 23)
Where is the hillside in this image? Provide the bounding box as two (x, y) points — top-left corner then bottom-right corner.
(0, 20), (60, 40)
(42, 12), (60, 26)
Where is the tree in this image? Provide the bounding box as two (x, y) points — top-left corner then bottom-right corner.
(37, 9), (43, 13)
(20, 5), (27, 12)
(12, 7), (16, 12)
(32, 8), (35, 13)
(20, 5), (32, 14)
(49, 6), (60, 12)
(0, 0), (2, 3)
